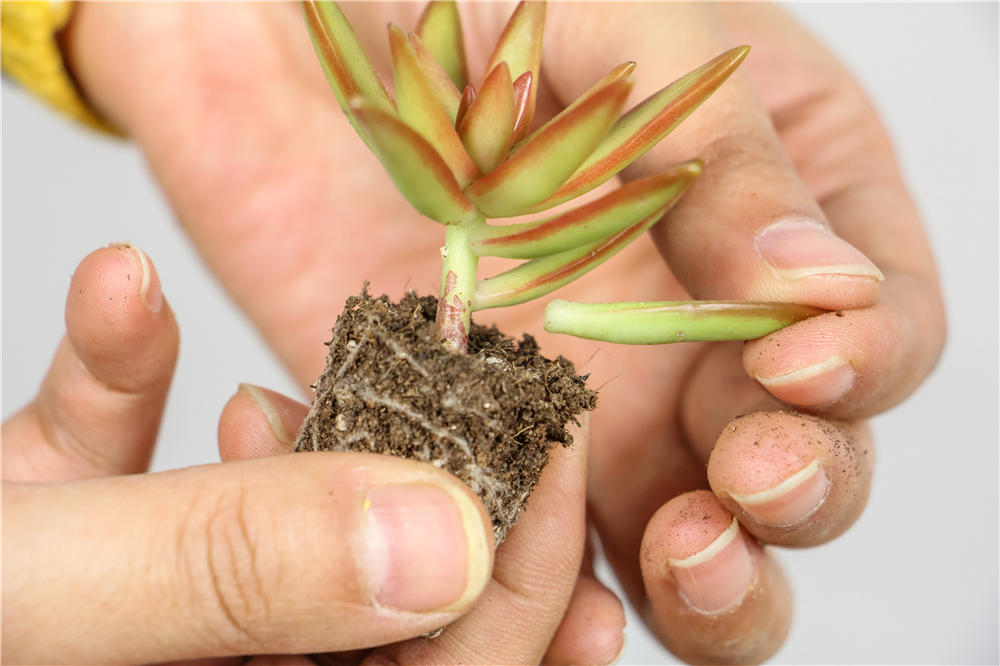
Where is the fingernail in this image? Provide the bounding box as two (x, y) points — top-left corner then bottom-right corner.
(667, 517), (753, 613)
(239, 383), (300, 448)
(116, 243), (163, 313)
(730, 459), (830, 527)
(756, 354), (856, 407)
(756, 217), (884, 282)
(366, 483), (491, 612)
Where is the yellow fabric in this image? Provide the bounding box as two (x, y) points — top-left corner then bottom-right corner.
(1, 1), (118, 133)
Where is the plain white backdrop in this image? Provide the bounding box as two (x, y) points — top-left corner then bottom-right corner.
(3, 3), (997, 664)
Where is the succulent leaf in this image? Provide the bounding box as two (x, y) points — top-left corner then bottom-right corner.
(483, 1), (545, 142)
(458, 63), (517, 174)
(469, 161), (699, 259)
(389, 25), (479, 188)
(544, 300), (824, 344)
(510, 71), (534, 141)
(464, 74), (633, 218)
(416, 0), (469, 89)
(528, 46), (750, 212)
(472, 206), (664, 310)
(455, 84), (476, 129)
(409, 33), (463, 123)
(303, 1), (395, 115)
(351, 99), (478, 225)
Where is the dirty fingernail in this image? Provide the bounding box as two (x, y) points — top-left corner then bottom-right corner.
(239, 383), (304, 449)
(756, 354), (856, 407)
(730, 459), (830, 527)
(668, 517), (753, 613)
(117, 243), (163, 313)
(756, 218), (884, 282)
(366, 483), (491, 612)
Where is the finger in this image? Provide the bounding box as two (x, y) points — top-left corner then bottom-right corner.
(640, 490), (792, 664)
(708, 411), (873, 548)
(542, 3), (882, 312)
(2, 244), (179, 482)
(369, 418), (590, 665)
(681, 344), (874, 547)
(3, 453), (494, 664)
(543, 534), (626, 666)
(218, 384), (309, 460)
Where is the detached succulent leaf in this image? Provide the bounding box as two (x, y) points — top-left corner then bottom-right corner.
(531, 46), (750, 212)
(458, 63), (517, 174)
(544, 300), (824, 344)
(472, 207), (665, 310)
(390, 25), (479, 187)
(351, 99), (478, 225)
(416, 0), (469, 89)
(484, 1), (545, 142)
(303, 1), (394, 114)
(465, 74), (633, 218)
(470, 161), (700, 259)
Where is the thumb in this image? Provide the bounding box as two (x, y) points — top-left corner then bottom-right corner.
(542, 3), (883, 311)
(3, 453), (493, 664)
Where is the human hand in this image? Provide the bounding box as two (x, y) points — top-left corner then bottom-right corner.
(61, 2), (945, 663)
(2, 245), (617, 664)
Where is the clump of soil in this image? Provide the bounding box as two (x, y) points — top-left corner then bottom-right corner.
(294, 290), (597, 544)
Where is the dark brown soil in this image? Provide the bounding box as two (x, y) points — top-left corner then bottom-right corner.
(293, 290), (596, 544)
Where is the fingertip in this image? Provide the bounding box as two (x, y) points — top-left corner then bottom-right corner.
(708, 411), (873, 547)
(544, 575), (625, 666)
(640, 491), (791, 664)
(218, 385), (308, 461)
(65, 243), (177, 391)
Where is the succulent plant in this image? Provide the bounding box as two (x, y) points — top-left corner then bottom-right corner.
(304, 0), (821, 353)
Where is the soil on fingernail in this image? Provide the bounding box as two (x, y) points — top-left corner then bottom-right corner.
(294, 289), (596, 544)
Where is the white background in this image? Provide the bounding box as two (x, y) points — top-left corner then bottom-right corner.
(3, 3), (997, 664)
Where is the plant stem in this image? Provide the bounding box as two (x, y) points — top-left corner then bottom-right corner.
(437, 216), (483, 352)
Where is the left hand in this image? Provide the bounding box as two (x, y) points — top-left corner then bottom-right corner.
(3, 245), (621, 665)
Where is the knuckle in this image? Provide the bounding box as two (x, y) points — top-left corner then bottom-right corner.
(178, 480), (275, 651)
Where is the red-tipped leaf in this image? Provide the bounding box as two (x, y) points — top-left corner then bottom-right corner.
(469, 161), (700, 258)
(351, 99), (477, 225)
(473, 207), (667, 310)
(483, 1), (545, 142)
(416, 0), (469, 89)
(458, 63), (517, 174)
(409, 33), (463, 123)
(510, 71), (533, 141)
(389, 24), (479, 187)
(529, 46), (750, 212)
(303, 1), (394, 114)
(464, 73), (633, 218)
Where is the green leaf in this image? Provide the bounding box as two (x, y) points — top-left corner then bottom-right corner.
(484, 1), (546, 142)
(529, 46), (750, 213)
(351, 99), (478, 225)
(472, 206), (663, 310)
(389, 24), (479, 188)
(457, 63), (516, 174)
(410, 32), (463, 123)
(544, 300), (824, 344)
(469, 161), (699, 258)
(464, 71), (633, 218)
(416, 0), (469, 89)
(303, 1), (394, 114)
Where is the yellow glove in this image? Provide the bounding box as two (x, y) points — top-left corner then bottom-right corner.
(2, 1), (119, 133)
